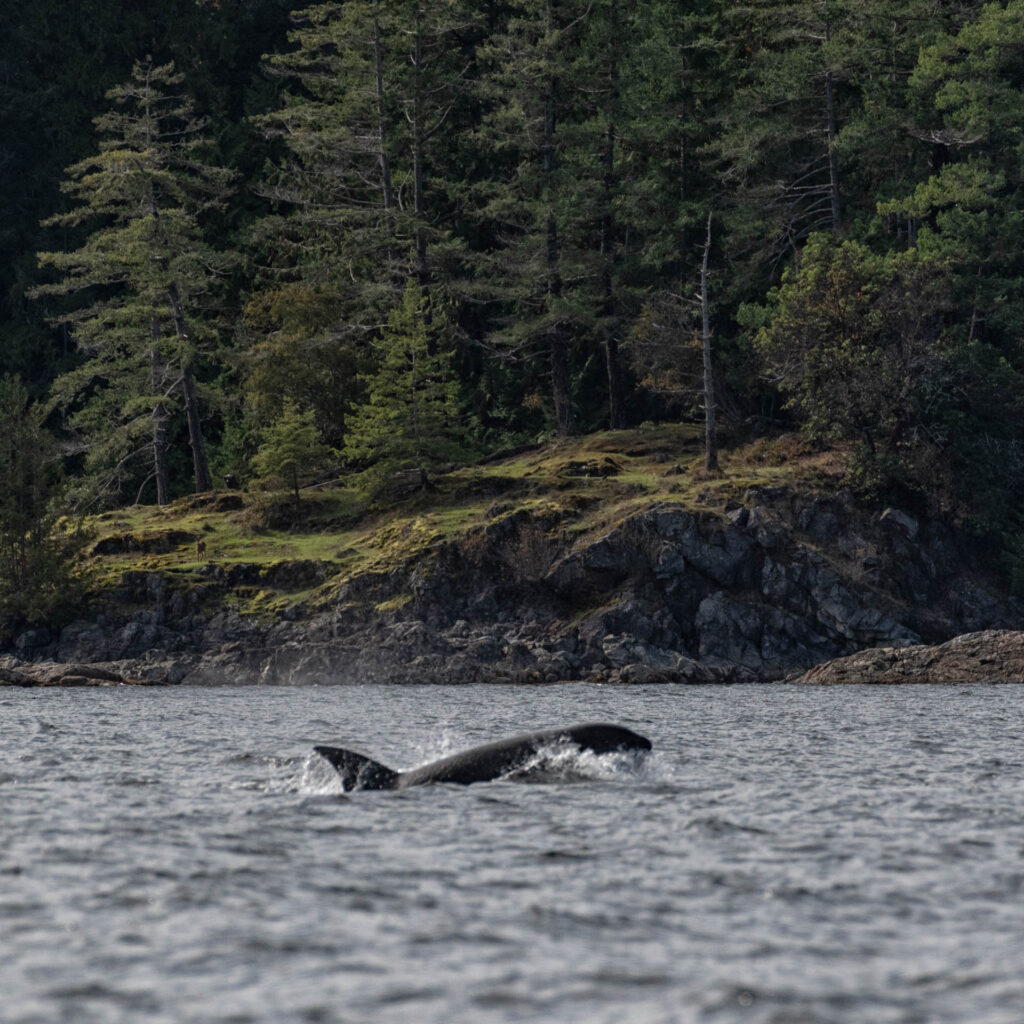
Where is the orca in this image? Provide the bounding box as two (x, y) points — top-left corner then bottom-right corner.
(313, 722), (651, 791)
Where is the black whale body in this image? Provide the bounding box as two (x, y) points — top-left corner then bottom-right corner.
(314, 722), (652, 791)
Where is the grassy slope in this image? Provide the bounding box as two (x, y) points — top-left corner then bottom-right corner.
(86, 425), (852, 619)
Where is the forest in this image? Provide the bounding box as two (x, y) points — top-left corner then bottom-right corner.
(2, 0), (1024, 617)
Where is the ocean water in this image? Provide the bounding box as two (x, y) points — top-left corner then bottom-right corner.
(1, 683), (1022, 1024)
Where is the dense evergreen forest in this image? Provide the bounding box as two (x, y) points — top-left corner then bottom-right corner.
(3, 0), (1024, 611)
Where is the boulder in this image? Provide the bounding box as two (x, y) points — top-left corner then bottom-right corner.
(0, 658), (161, 686)
(789, 630), (1024, 684)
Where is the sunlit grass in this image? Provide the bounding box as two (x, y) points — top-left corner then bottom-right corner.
(84, 423), (850, 614)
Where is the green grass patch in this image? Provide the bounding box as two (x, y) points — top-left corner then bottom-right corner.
(83, 424), (851, 604)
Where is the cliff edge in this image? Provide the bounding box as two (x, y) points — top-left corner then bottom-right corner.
(3, 428), (1019, 685)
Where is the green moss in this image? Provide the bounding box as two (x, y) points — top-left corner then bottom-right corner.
(81, 424), (852, 611)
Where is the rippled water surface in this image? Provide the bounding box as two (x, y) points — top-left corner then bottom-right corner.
(2, 683), (1023, 1024)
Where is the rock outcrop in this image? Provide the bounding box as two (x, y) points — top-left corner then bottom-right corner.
(0, 659), (161, 687)
(5, 487), (1021, 684)
(788, 630), (1024, 684)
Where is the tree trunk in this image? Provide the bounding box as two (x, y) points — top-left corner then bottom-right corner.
(166, 282), (213, 492)
(373, 6), (397, 272)
(550, 332), (575, 438)
(824, 22), (841, 234)
(546, 209), (574, 435)
(145, 145), (170, 504)
(700, 211), (718, 473)
(411, 20), (428, 287)
(599, 3), (624, 429)
(600, 132), (625, 429)
(542, 4), (574, 437)
(150, 322), (170, 506)
(180, 362), (212, 493)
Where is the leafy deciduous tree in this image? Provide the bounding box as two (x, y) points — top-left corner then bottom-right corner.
(748, 234), (954, 474)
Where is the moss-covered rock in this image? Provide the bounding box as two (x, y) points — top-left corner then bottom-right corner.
(6, 426), (1020, 684)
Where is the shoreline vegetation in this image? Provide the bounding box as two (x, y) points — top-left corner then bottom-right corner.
(3, 426), (1022, 686)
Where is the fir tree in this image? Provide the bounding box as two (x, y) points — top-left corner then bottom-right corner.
(474, 0), (595, 436)
(882, 0), (1024, 349)
(0, 377), (90, 637)
(251, 399), (335, 502)
(344, 281), (465, 489)
(34, 59), (236, 505)
(250, 1), (478, 441)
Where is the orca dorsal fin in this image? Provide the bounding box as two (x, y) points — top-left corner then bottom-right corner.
(314, 745), (401, 791)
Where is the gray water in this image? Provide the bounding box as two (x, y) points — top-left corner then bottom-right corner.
(2, 684), (1023, 1024)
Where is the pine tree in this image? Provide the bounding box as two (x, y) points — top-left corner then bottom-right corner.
(251, 399), (335, 502)
(0, 377), (89, 636)
(34, 59), (235, 505)
(474, 0), (598, 436)
(881, 0), (1024, 349)
(714, 0), (853, 267)
(616, 0), (733, 424)
(343, 281), (465, 489)
(872, 0), (1024, 521)
(714, 0), (972, 272)
(250, 1), (478, 441)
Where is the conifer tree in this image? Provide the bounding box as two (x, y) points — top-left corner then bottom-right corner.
(250, 1), (478, 440)
(612, 0), (732, 420)
(0, 377), (89, 635)
(35, 59), (235, 505)
(882, 0), (1024, 349)
(343, 281), (465, 489)
(715, 0), (852, 266)
(251, 399), (334, 502)
(714, 0), (969, 273)
(475, 0), (597, 436)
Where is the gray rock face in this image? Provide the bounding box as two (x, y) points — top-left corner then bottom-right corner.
(788, 630), (1024, 684)
(9, 489), (1021, 684)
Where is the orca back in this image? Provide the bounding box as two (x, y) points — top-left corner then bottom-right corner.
(314, 722), (651, 790)
(397, 722), (650, 787)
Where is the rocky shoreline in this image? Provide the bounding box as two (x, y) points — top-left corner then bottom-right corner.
(4, 488), (1022, 686)
(0, 661), (159, 687)
(6, 630), (1024, 687)
(788, 629), (1024, 684)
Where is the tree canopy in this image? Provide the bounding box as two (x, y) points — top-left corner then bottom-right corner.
(5, 0), (1024, 570)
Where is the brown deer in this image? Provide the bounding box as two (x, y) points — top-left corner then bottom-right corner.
(195, 538), (207, 561)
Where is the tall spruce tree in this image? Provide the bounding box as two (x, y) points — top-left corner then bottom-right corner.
(616, 0), (736, 420)
(876, 0), (1024, 524)
(343, 281), (465, 489)
(882, 0), (1024, 349)
(476, 0), (713, 433)
(714, 0), (854, 267)
(570, 0), (635, 428)
(35, 59), (235, 504)
(474, 0), (600, 436)
(250, 1), (477, 441)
